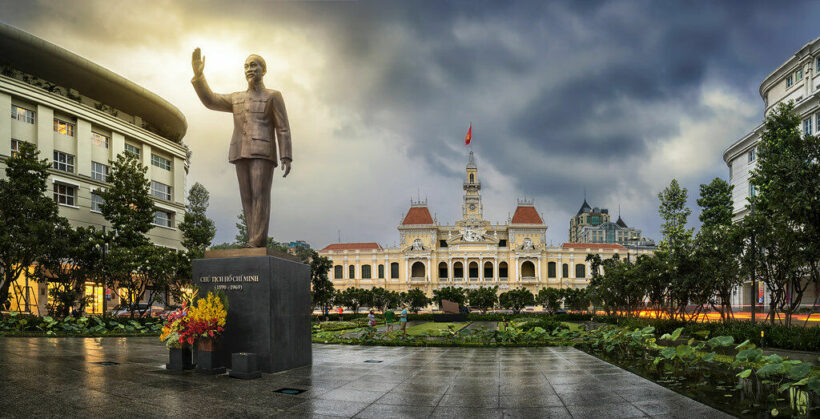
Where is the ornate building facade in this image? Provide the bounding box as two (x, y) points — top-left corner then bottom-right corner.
(319, 152), (653, 297)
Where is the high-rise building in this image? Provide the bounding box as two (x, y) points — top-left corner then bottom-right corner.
(569, 200), (653, 247)
(0, 23), (188, 314)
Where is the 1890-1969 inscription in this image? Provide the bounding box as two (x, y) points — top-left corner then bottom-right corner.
(199, 274), (260, 291)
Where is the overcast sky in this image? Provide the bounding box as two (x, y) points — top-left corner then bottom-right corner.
(2, 1), (819, 249)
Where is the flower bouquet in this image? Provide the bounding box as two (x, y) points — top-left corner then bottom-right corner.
(182, 291), (228, 374)
(160, 302), (193, 370)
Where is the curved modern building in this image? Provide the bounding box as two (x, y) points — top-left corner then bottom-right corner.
(723, 36), (820, 308)
(0, 23), (189, 314)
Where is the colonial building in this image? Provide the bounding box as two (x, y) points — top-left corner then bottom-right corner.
(319, 151), (652, 297)
(723, 36), (820, 308)
(570, 200), (654, 247)
(0, 23), (188, 315)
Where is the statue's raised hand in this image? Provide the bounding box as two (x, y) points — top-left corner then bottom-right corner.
(192, 48), (205, 77)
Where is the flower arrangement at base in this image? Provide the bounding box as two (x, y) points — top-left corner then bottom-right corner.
(160, 302), (190, 349)
(180, 291), (228, 345)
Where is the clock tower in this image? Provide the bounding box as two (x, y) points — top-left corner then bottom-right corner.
(462, 151), (483, 221)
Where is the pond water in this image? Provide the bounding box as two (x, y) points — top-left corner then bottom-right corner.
(586, 349), (819, 418)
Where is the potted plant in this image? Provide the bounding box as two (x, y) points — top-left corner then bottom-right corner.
(182, 291), (228, 374)
(160, 302), (193, 370)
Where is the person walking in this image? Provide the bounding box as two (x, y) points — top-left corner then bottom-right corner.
(385, 308), (396, 332)
(367, 310), (377, 337)
(400, 305), (408, 336)
(337, 306), (344, 321)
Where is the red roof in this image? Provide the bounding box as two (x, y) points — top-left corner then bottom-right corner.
(321, 242), (382, 251)
(511, 205), (543, 224)
(562, 243), (625, 250)
(402, 206), (434, 225)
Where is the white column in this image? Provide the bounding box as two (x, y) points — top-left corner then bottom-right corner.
(142, 142), (152, 180)
(0, 93), (10, 156)
(36, 104), (54, 165)
(479, 257), (483, 282)
(75, 118), (91, 177)
(111, 132), (125, 158)
(173, 156), (185, 204)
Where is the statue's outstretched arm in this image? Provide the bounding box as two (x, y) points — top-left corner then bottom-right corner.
(190, 48), (232, 112)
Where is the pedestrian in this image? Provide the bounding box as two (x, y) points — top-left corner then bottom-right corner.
(368, 310), (376, 327)
(385, 308), (396, 332)
(337, 306), (344, 321)
(400, 305), (408, 336)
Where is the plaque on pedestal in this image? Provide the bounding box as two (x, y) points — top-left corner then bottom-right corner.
(193, 249), (312, 373)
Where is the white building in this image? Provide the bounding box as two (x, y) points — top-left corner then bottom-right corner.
(723, 36), (820, 308)
(0, 23), (188, 314)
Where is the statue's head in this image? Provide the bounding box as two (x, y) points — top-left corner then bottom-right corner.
(244, 54), (266, 82)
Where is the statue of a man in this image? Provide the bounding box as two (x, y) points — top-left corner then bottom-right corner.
(191, 48), (291, 248)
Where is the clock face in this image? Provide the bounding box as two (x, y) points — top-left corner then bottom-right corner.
(469, 204), (476, 210)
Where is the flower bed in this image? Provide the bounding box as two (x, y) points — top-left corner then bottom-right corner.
(0, 312), (161, 336)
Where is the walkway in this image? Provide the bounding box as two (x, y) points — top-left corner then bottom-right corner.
(0, 338), (732, 418)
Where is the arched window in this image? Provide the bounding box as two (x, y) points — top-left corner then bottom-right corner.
(469, 173), (474, 183)
(334, 265), (343, 279)
(411, 262), (425, 279)
(562, 263), (569, 277)
(521, 261), (535, 278)
(438, 262), (448, 280)
(349, 265), (356, 279)
(484, 261), (493, 280)
(454, 261), (464, 279)
(390, 262), (399, 279)
(499, 262), (508, 279)
(468, 262), (479, 279)
(548, 262), (556, 278)
(575, 263), (586, 278)
(362, 264), (371, 279)
(378, 264), (384, 279)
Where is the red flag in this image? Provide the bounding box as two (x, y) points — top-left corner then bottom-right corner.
(464, 123), (472, 145)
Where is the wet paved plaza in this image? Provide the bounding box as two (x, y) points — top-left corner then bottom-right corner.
(0, 337), (732, 418)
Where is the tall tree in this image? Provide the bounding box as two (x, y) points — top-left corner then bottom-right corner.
(695, 178), (742, 321)
(744, 102), (820, 326)
(307, 249), (335, 316)
(498, 287), (535, 314)
(0, 142), (61, 310)
(657, 179), (697, 320)
(403, 288), (430, 313)
(235, 213), (249, 247)
(432, 286), (466, 308)
(466, 286), (498, 313)
(179, 182), (215, 259)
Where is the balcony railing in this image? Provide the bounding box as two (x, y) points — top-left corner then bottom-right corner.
(410, 277), (425, 282)
(499, 276), (508, 281)
(469, 277), (479, 282)
(521, 276), (537, 282)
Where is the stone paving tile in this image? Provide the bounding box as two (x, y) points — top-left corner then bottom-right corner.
(0, 338), (732, 418)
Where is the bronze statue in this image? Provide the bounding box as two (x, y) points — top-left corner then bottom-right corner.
(191, 48), (291, 248)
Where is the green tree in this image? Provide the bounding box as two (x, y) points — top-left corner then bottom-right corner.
(537, 287), (563, 313)
(178, 182), (215, 259)
(32, 224), (104, 317)
(403, 288), (430, 313)
(0, 142), (62, 310)
(99, 153), (154, 248)
(743, 102), (820, 326)
(235, 213), (249, 246)
(498, 287), (534, 314)
(695, 178), (742, 321)
(466, 286), (498, 313)
(657, 179), (697, 320)
(307, 249), (334, 317)
(432, 286), (466, 308)
(369, 287), (390, 312)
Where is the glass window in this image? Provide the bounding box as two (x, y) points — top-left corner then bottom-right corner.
(748, 149), (756, 163)
(53, 183), (76, 206)
(817, 58), (820, 72)
(153, 210), (172, 228)
(390, 262), (399, 279)
(53, 151), (75, 173)
(498, 262), (508, 278)
(150, 181), (172, 200)
(749, 183), (756, 197)
(91, 161), (109, 182)
(53, 119), (75, 136)
(575, 264), (586, 278)
(91, 193), (105, 212)
(91, 132), (110, 148)
(378, 264), (384, 278)
(786, 75), (793, 87)
(797, 69), (803, 80)
(11, 105), (35, 124)
(124, 143), (141, 158)
(334, 265), (343, 279)
(729, 164), (733, 179)
(362, 265), (371, 279)
(349, 265), (355, 279)
(151, 154), (172, 170)
(805, 118), (813, 135)
(562, 263), (569, 277)
(10, 139), (21, 157)
(548, 262), (556, 278)
(438, 262), (447, 279)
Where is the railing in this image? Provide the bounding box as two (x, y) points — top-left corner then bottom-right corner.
(410, 277), (425, 282)
(521, 276), (537, 282)
(469, 277), (479, 282)
(453, 277), (463, 282)
(499, 276), (508, 281)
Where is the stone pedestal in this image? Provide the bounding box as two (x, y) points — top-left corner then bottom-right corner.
(193, 249), (312, 373)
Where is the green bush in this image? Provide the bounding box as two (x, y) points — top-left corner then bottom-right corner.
(518, 317), (567, 333)
(0, 313), (162, 336)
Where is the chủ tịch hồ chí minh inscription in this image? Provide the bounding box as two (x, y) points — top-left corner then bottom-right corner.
(199, 274), (260, 291)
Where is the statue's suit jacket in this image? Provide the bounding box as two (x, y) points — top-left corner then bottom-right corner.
(191, 75), (291, 165)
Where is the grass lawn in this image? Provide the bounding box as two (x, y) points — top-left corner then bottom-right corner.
(562, 322), (585, 332)
(406, 322), (468, 336)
